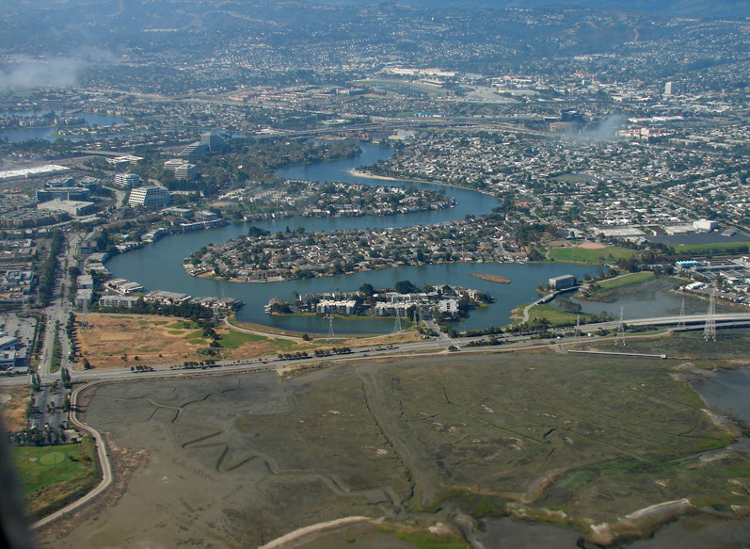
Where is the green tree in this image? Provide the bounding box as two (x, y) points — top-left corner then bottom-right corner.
(395, 280), (418, 294)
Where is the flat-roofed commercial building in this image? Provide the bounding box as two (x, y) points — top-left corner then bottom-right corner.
(114, 173), (142, 188)
(128, 186), (171, 208)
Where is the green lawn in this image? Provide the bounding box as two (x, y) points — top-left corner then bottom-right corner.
(12, 443), (92, 497)
(525, 304), (597, 327)
(167, 320), (199, 330)
(548, 246), (638, 264)
(595, 272), (655, 291)
(218, 331), (266, 349)
(672, 241), (750, 255)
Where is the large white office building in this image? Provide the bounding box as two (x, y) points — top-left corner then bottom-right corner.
(128, 186), (171, 208)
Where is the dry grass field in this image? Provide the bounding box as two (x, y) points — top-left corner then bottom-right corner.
(77, 314), (295, 369)
(0, 385), (32, 432)
(76, 314), (420, 370)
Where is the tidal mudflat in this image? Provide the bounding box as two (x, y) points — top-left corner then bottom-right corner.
(39, 351), (750, 548)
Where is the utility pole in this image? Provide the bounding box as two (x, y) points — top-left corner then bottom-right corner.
(616, 307), (626, 346)
(704, 287), (717, 341)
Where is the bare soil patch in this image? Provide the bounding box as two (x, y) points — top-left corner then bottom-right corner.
(0, 385), (32, 432)
(77, 313), (289, 369)
(578, 242), (607, 250)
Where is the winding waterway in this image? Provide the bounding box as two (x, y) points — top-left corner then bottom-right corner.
(0, 112), (125, 142)
(107, 144), (599, 334)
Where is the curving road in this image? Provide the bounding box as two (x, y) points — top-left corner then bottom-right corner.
(9, 308), (750, 528)
(31, 381), (114, 530)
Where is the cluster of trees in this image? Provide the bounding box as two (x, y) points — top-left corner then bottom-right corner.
(12, 426), (70, 447)
(37, 231), (63, 307)
(60, 367), (72, 389)
(98, 298), (219, 323)
(465, 337), (505, 348)
(50, 322), (63, 373)
(313, 347), (353, 357)
(65, 312), (79, 362)
(277, 351), (310, 361)
(175, 360), (218, 369)
(30, 373), (42, 391)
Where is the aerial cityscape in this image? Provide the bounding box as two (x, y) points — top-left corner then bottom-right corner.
(1, 0), (750, 547)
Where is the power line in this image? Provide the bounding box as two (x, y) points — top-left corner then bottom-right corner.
(616, 307), (626, 346)
(678, 296), (686, 329)
(327, 315), (335, 339)
(704, 287), (717, 341)
(393, 308), (402, 332)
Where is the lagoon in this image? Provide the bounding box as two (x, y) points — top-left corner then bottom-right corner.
(0, 113), (125, 143)
(107, 144), (598, 334)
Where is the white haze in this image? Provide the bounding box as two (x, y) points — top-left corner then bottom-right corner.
(563, 114), (626, 143)
(0, 49), (115, 90)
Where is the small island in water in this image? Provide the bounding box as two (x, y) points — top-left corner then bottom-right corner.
(470, 273), (511, 284)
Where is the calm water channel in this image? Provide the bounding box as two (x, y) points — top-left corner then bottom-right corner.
(107, 144), (750, 546)
(0, 112), (125, 142)
(107, 144), (599, 334)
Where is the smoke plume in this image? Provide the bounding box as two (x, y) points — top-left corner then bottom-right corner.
(0, 49), (114, 90)
(563, 114), (626, 143)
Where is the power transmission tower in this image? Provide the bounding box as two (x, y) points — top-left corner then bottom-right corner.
(616, 307), (626, 346)
(575, 314), (581, 340)
(678, 296), (686, 328)
(704, 287), (717, 341)
(327, 315), (335, 338)
(393, 308), (402, 332)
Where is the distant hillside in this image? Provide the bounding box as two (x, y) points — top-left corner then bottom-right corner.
(3, 0), (748, 19)
(310, 0), (750, 19)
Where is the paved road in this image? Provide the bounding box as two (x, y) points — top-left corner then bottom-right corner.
(4, 311), (750, 392)
(32, 233), (83, 433)
(32, 381), (114, 530)
(13, 309), (750, 529)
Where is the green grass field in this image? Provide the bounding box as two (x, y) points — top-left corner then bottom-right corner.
(524, 304), (604, 327)
(525, 304), (579, 326)
(672, 241), (750, 254)
(595, 272), (655, 292)
(167, 320), (199, 330)
(12, 443), (93, 497)
(548, 245), (638, 264)
(218, 331), (266, 349)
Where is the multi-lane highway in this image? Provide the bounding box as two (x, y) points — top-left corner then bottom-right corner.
(7, 306), (749, 530)
(28, 232), (82, 433)
(4, 310), (750, 391)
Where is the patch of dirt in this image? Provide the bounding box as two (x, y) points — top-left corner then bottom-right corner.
(0, 386), (32, 432)
(578, 242), (607, 250)
(76, 313), (283, 370)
